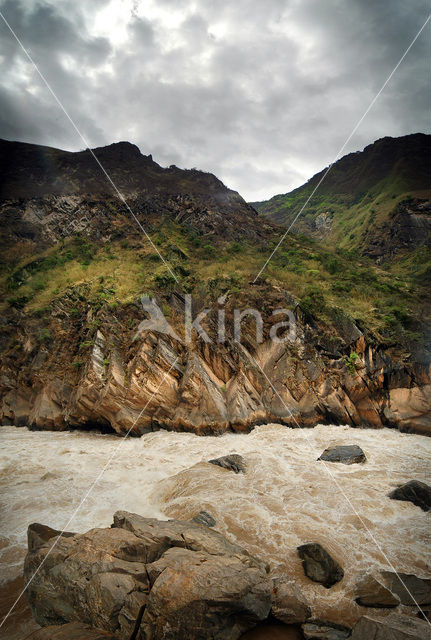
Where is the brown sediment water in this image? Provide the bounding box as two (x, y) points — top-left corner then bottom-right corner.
(0, 423), (430, 637)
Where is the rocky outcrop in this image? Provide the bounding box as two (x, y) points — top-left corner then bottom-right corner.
(24, 511), (272, 640)
(350, 613), (431, 639)
(297, 543), (344, 589)
(388, 480), (431, 511)
(301, 620), (351, 640)
(364, 198), (431, 262)
(1, 293), (430, 436)
(317, 445), (366, 465)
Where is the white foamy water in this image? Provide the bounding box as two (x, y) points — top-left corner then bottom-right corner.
(0, 423), (430, 636)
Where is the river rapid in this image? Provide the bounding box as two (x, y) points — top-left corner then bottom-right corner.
(0, 423), (430, 639)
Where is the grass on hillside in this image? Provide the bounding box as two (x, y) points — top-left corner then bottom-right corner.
(1, 222), (427, 352)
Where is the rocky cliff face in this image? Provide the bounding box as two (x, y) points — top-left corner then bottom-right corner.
(0, 139), (430, 436)
(363, 198), (431, 262)
(1, 284), (430, 435)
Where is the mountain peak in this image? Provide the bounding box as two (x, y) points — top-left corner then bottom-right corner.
(91, 140), (150, 160)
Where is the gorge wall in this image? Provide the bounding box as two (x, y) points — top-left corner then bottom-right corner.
(0, 138), (430, 436)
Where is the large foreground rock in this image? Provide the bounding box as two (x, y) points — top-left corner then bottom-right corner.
(297, 543), (344, 588)
(24, 511), (272, 640)
(25, 622), (118, 639)
(351, 613), (431, 639)
(388, 480), (431, 511)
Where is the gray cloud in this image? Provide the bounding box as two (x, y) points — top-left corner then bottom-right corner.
(0, 0), (429, 200)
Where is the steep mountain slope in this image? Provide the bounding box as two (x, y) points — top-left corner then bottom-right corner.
(0, 139), (430, 435)
(253, 134), (431, 259)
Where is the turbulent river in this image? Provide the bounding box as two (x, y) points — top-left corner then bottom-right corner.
(0, 423), (430, 639)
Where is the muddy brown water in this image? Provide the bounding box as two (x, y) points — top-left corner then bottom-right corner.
(1, 423), (430, 637)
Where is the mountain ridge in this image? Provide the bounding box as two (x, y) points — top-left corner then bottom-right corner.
(0, 137), (244, 202)
(252, 133), (431, 258)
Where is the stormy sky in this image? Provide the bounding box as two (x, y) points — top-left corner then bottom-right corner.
(0, 1), (430, 201)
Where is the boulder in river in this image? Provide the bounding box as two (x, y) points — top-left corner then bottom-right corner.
(301, 620), (351, 639)
(317, 445), (366, 464)
(191, 510), (216, 527)
(387, 480), (431, 511)
(207, 453), (246, 473)
(24, 511), (272, 640)
(354, 573), (400, 608)
(25, 622), (118, 639)
(381, 571), (431, 605)
(271, 577), (311, 624)
(297, 543), (344, 588)
(350, 613), (431, 639)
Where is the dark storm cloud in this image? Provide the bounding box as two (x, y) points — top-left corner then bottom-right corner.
(0, 0), (429, 200)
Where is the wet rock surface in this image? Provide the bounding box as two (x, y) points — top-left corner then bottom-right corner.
(388, 480), (431, 511)
(297, 543), (344, 588)
(191, 510), (216, 527)
(354, 573), (400, 608)
(317, 444), (366, 464)
(208, 453), (246, 473)
(317, 445), (366, 464)
(24, 511), (272, 640)
(350, 612), (431, 639)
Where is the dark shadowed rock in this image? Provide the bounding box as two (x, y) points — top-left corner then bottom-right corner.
(191, 510), (216, 527)
(381, 571), (431, 605)
(317, 445), (366, 465)
(351, 613), (431, 639)
(271, 577), (311, 624)
(301, 620), (351, 639)
(354, 573), (400, 608)
(25, 622), (118, 639)
(297, 543), (344, 588)
(24, 511), (272, 640)
(388, 480), (431, 511)
(207, 453), (246, 473)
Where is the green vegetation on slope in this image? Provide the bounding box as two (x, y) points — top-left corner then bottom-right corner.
(253, 133), (431, 252)
(1, 219), (427, 353)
